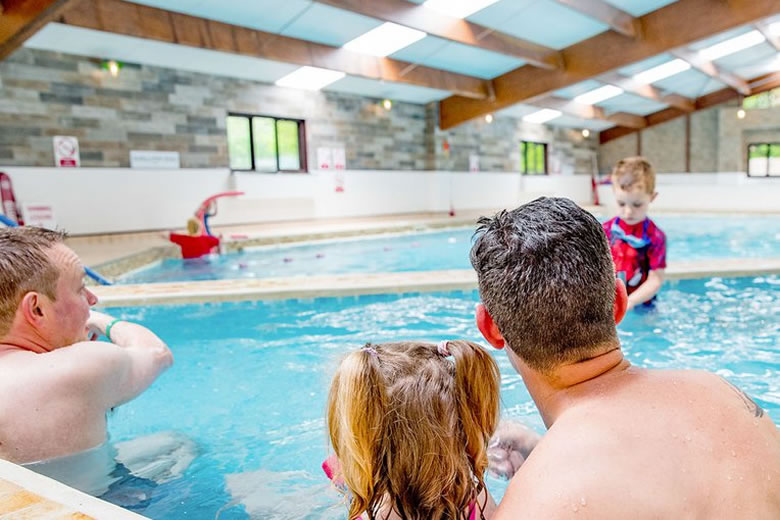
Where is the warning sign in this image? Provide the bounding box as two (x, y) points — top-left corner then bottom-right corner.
(53, 136), (80, 167)
(22, 203), (57, 230)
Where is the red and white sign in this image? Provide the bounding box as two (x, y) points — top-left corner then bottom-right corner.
(332, 147), (346, 170)
(22, 203), (57, 230)
(53, 136), (80, 167)
(317, 147), (332, 170)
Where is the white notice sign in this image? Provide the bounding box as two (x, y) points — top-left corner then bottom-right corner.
(332, 147), (346, 170)
(317, 147), (333, 170)
(22, 203), (57, 230)
(130, 150), (181, 169)
(53, 136), (80, 167)
(469, 154), (479, 172)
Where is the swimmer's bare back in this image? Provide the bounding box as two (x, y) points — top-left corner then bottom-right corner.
(494, 369), (780, 520)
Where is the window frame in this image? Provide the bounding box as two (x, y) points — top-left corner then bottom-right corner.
(226, 112), (308, 173)
(520, 141), (548, 175)
(746, 142), (780, 178)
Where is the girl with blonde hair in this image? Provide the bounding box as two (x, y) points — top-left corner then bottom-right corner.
(326, 340), (501, 520)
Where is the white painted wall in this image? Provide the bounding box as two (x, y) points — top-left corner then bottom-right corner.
(597, 173), (780, 213)
(0, 167), (595, 235)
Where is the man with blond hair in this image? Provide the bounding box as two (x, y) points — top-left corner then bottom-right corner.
(0, 226), (173, 473)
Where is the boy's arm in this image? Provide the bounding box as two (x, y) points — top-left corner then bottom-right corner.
(627, 269), (664, 308)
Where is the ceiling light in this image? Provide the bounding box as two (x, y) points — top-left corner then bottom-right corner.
(343, 22), (426, 57)
(523, 109), (562, 124)
(737, 109), (746, 119)
(633, 59), (691, 84)
(699, 30), (765, 61)
(573, 85), (624, 105)
(382, 99), (393, 110)
(485, 113), (494, 123)
(582, 129), (590, 138)
(423, 0), (500, 19)
(275, 66), (346, 91)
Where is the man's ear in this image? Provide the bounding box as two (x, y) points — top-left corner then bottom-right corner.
(476, 303), (505, 350)
(614, 278), (628, 324)
(19, 292), (46, 326)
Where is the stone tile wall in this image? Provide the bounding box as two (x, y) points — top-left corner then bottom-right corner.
(0, 48), (596, 173)
(599, 101), (780, 174)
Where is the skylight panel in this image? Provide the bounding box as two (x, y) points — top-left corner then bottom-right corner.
(423, 0), (500, 19)
(275, 66), (346, 91)
(523, 109), (562, 124)
(633, 59), (691, 84)
(343, 22), (427, 57)
(573, 85), (624, 105)
(699, 30), (766, 61)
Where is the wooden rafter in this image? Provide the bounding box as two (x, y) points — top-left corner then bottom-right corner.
(0, 0), (80, 59)
(599, 72), (780, 143)
(56, 0), (492, 99)
(551, 0), (640, 38)
(670, 49), (751, 96)
(755, 20), (780, 51)
(598, 72), (695, 112)
(438, 0), (780, 129)
(313, 0), (562, 69)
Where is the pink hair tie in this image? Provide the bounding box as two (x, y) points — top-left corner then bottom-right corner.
(437, 340), (451, 357)
(362, 346), (378, 356)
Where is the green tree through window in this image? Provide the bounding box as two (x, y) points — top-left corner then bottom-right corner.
(520, 141), (547, 175)
(227, 114), (307, 172)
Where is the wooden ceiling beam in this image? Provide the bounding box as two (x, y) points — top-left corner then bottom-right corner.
(438, 0), (780, 129)
(551, 0), (640, 38)
(599, 72), (778, 144)
(57, 0), (492, 99)
(312, 0), (562, 69)
(670, 48), (751, 96)
(599, 72), (696, 112)
(0, 0), (81, 59)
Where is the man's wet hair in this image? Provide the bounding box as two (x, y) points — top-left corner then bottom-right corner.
(0, 227), (67, 337)
(470, 197), (617, 373)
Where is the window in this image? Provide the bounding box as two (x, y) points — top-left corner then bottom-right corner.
(226, 114), (306, 172)
(747, 143), (780, 177)
(742, 87), (780, 110)
(520, 141), (547, 175)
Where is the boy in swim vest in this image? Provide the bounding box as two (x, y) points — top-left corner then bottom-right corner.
(602, 157), (666, 308)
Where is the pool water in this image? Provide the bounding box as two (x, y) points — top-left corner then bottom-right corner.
(104, 275), (779, 519)
(120, 215), (780, 283)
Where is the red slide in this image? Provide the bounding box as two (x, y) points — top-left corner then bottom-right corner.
(0, 172), (24, 225)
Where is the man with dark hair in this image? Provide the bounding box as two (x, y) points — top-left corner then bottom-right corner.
(471, 197), (780, 519)
(0, 227), (173, 470)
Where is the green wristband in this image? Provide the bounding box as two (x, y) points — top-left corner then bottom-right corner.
(105, 318), (124, 342)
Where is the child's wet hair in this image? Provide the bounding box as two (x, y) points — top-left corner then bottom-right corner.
(327, 340), (500, 519)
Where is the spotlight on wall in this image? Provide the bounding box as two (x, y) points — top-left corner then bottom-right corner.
(382, 98), (393, 111)
(485, 113), (494, 124)
(102, 59), (122, 77)
(582, 129), (591, 138)
(736, 109), (746, 119)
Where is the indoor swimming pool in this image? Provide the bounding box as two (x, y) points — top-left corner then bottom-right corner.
(97, 275), (779, 519)
(120, 215), (780, 283)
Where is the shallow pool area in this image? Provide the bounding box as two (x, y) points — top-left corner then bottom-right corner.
(99, 275), (779, 519)
(119, 215), (780, 283)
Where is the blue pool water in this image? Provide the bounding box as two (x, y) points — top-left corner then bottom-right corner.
(101, 275), (779, 519)
(120, 215), (780, 283)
